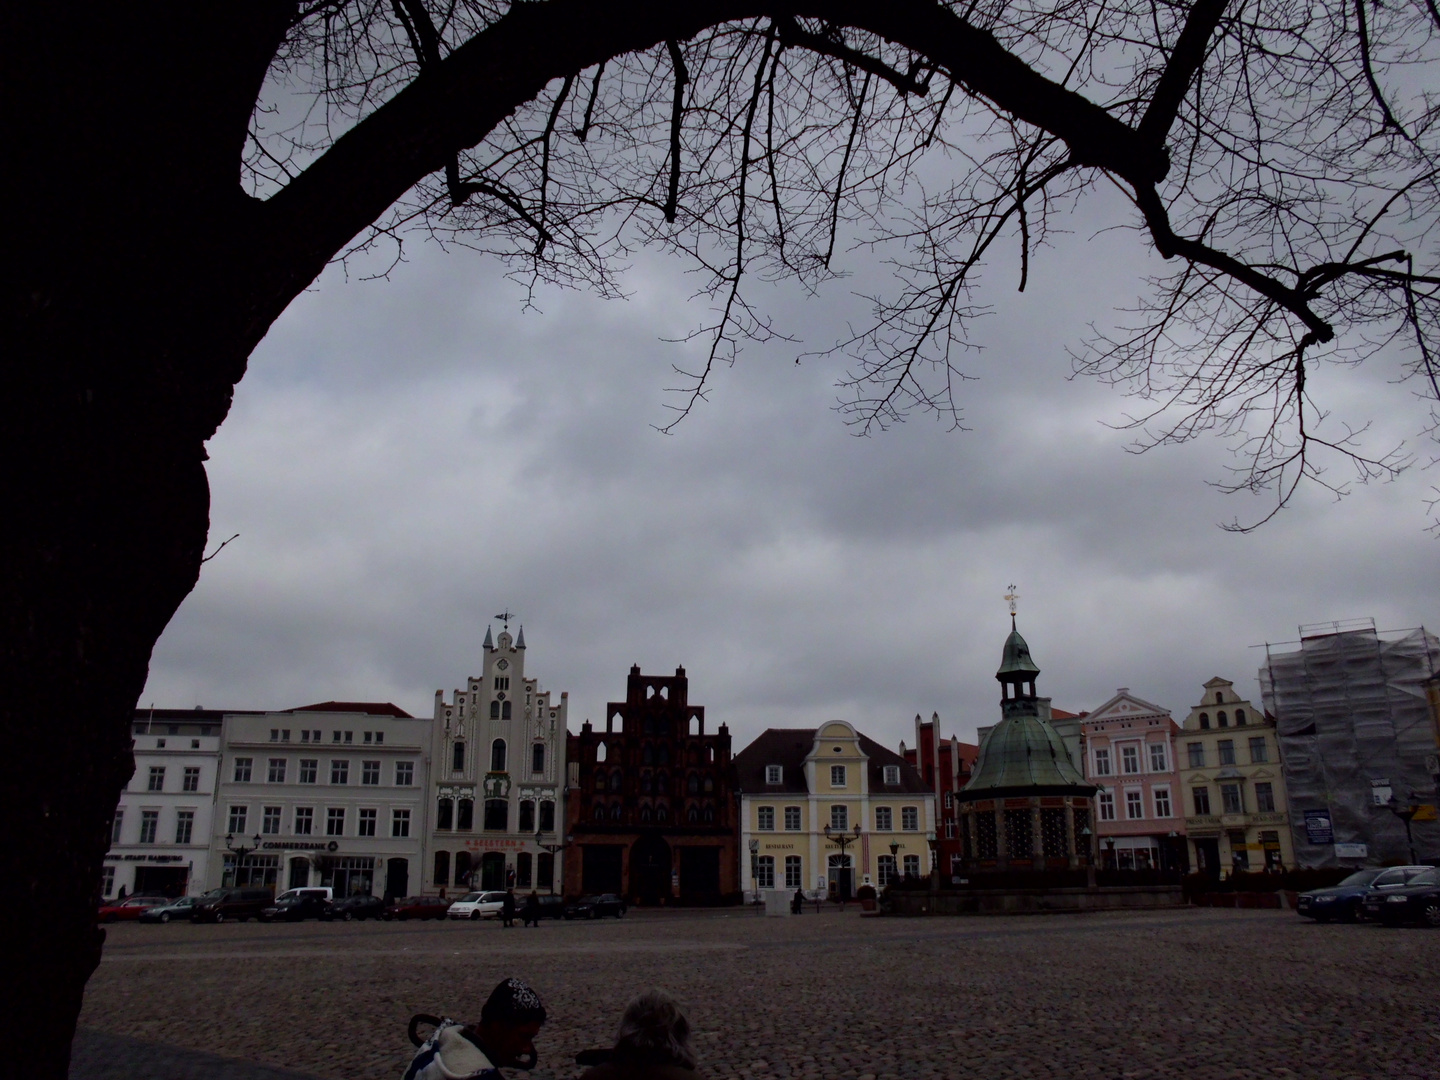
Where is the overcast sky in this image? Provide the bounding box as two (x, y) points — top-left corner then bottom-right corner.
(141, 185), (1439, 753)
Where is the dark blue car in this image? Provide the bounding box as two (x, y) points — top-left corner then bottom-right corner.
(1297, 866), (1430, 922)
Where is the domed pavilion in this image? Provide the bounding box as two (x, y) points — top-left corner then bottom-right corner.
(954, 621), (1097, 870)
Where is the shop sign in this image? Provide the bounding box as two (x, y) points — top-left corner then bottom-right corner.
(1334, 842), (1368, 858)
(461, 837), (532, 851)
(262, 840), (339, 852)
(109, 854), (187, 862)
(1411, 804), (1438, 822)
(1303, 809), (1333, 845)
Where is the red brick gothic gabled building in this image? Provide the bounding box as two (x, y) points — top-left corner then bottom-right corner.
(563, 665), (740, 905)
(900, 712), (979, 878)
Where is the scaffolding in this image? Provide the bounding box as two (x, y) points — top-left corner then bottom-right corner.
(1260, 622), (1440, 867)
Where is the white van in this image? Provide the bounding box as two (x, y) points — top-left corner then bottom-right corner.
(446, 891), (507, 920)
(274, 887), (333, 903)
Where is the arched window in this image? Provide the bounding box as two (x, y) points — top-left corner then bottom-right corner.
(596, 741), (607, 763)
(436, 798), (453, 831)
(640, 804), (653, 823)
(531, 743), (545, 774)
(689, 716), (700, 735)
(490, 739), (507, 773)
(539, 800), (555, 831)
(687, 806), (698, 823)
(593, 803), (605, 822)
(452, 741), (465, 772)
(687, 773), (699, 795)
(457, 798), (474, 830)
(433, 850), (450, 887)
(502, 701), (512, 720)
(454, 851), (472, 887)
(610, 769), (623, 793)
(518, 800), (535, 832)
(1234, 708), (1247, 725)
(641, 772), (653, 794)
(484, 798), (508, 831)
(656, 771), (668, 795)
(611, 804), (623, 822)
(489, 700), (500, 719)
(704, 806), (714, 823)
(703, 775), (714, 793)
(658, 744), (670, 766)
(1217, 711), (1228, 727)
(707, 746), (715, 763)
(594, 773), (606, 793)
(1216, 691), (1224, 704)
(656, 803), (669, 824)
(1199, 713), (1210, 730)
(643, 743), (654, 765)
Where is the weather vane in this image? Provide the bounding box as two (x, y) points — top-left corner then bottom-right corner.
(1004, 585), (1019, 627)
(494, 610), (515, 631)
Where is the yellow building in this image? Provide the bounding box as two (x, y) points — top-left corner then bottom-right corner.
(734, 721), (936, 900)
(1177, 677), (1294, 877)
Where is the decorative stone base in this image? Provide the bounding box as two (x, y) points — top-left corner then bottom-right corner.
(887, 885), (1184, 915)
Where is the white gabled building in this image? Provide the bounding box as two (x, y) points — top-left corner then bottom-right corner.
(427, 622), (568, 896)
(212, 703), (431, 898)
(105, 708), (238, 899)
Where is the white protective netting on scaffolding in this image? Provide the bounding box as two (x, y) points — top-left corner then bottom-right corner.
(1260, 625), (1440, 868)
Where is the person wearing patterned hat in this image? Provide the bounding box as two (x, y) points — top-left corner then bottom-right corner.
(403, 978), (547, 1080)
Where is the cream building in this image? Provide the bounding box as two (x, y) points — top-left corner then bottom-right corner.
(1178, 677), (1293, 877)
(734, 722), (936, 900)
(426, 622), (568, 895)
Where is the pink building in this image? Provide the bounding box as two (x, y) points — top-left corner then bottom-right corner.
(1080, 690), (1187, 872)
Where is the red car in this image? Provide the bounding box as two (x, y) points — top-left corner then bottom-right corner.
(98, 896), (169, 923)
(383, 895), (450, 921)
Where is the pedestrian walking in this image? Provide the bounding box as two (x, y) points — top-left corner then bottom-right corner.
(521, 891), (541, 927)
(577, 989), (701, 1080)
(501, 890), (516, 928)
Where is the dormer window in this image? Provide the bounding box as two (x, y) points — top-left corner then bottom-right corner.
(883, 765), (900, 785)
(765, 765), (782, 785)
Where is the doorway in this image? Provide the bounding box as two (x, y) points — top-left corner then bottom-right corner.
(582, 845), (624, 894)
(678, 846), (720, 902)
(630, 833), (672, 905)
(827, 854), (854, 901)
(480, 852), (507, 891)
(288, 858), (311, 889)
(1194, 838), (1221, 882)
(384, 857), (409, 900)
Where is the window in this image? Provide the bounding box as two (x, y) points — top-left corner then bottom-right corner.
(758, 806), (775, 830)
(944, 792), (953, 809)
(901, 806), (919, 831)
(299, 759), (317, 784)
(1149, 744), (1168, 772)
(903, 854), (921, 878)
(883, 764), (900, 785)
(344, 731), (353, 743)
(364, 731), (372, 744)
(490, 701), (500, 719)
(330, 760), (349, 784)
(110, 811), (123, 844)
(182, 766), (200, 792)
(257, 805), (279, 834)
(326, 808), (345, 835)
(375, 732), (384, 744)
(452, 742), (465, 772)
(1187, 743), (1204, 768)
(1217, 711), (1229, 727)
(227, 805), (247, 833)
(878, 855), (897, 886)
(437, 798), (453, 830)
(1125, 790), (1144, 819)
(139, 810), (158, 844)
(267, 758), (286, 783)
(1098, 791), (1115, 820)
(1255, 782), (1276, 813)
(945, 821), (956, 839)
(830, 765), (846, 787)
(433, 851), (450, 887)
(830, 804), (848, 830)
(1234, 708), (1247, 726)
(515, 852), (532, 888)
(357, 808), (377, 837)
(785, 855), (802, 889)
(1121, 746), (1140, 774)
(147, 766), (165, 791)
(1217, 740), (1235, 766)
(494, 676), (509, 691)
(457, 798), (474, 830)
(302, 731), (310, 742)
(295, 807), (313, 835)
(1199, 713), (1210, 730)
(395, 761), (414, 786)
(101, 866), (115, 897)
(233, 758), (252, 782)
(1094, 748), (1112, 776)
(484, 799), (508, 831)
(1248, 737), (1268, 764)
(490, 739), (507, 773)
(774, 805), (798, 832)
(765, 764), (783, 785)
(874, 806), (893, 830)
(270, 729), (279, 742)
(531, 744), (545, 774)
(361, 761), (380, 785)
(156, 738), (166, 748)
(1221, 783), (1244, 814)
(539, 800), (555, 831)
(502, 701), (512, 720)
(755, 855), (775, 889)
(518, 800), (535, 832)
(1154, 788), (1172, 817)
(1192, 787), (1211, 815)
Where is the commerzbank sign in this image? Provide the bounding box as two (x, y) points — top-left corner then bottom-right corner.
(261, 840), (340, 852)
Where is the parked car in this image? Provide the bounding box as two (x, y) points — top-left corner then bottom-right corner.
(260, 892), (332, 922)
(275, 887), (333, 903)
(1296, 869), (1388, 922)
(383, 895), (451, 921)
(447, 891), (508, 920)
(1361, 867), (1440, 926)
(98, 896), (168, 923)
(190, 887), (274, 923)
(536, 895), (567, 920)
(138, 896), (200, 924)
(322, 894), (387, 921)
(563, 893), (627, 920)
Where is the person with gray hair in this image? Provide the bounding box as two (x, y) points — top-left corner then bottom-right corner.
(577, 989), (700, 1080)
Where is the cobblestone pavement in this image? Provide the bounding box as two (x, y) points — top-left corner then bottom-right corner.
(79, 907), (1439, 1080)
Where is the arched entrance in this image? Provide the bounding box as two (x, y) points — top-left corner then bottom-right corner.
(480, 852), (507, 891)
(629, 833), (671, 905)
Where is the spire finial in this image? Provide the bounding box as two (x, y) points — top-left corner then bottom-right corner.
(1004, 584), (1019, 628)
(494, 610), (515, 632)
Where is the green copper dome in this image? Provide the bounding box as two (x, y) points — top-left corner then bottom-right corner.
(958, 713), (1093, 800)
(996, 626), (1040, 679)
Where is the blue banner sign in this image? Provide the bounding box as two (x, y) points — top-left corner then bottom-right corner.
(1304, 808), (1334, 845)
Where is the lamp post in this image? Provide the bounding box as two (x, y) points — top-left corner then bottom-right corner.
(1079, 824), (1095, 888)
(1388, 796), (1419, 865)
(748, 838), (760, 911)
(887, 840), (899, 889)
(225, 832), (262, 887)
(824, 823), (862, 905)
(535, 829), (563, 895)
(925, 830), (939, 892)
